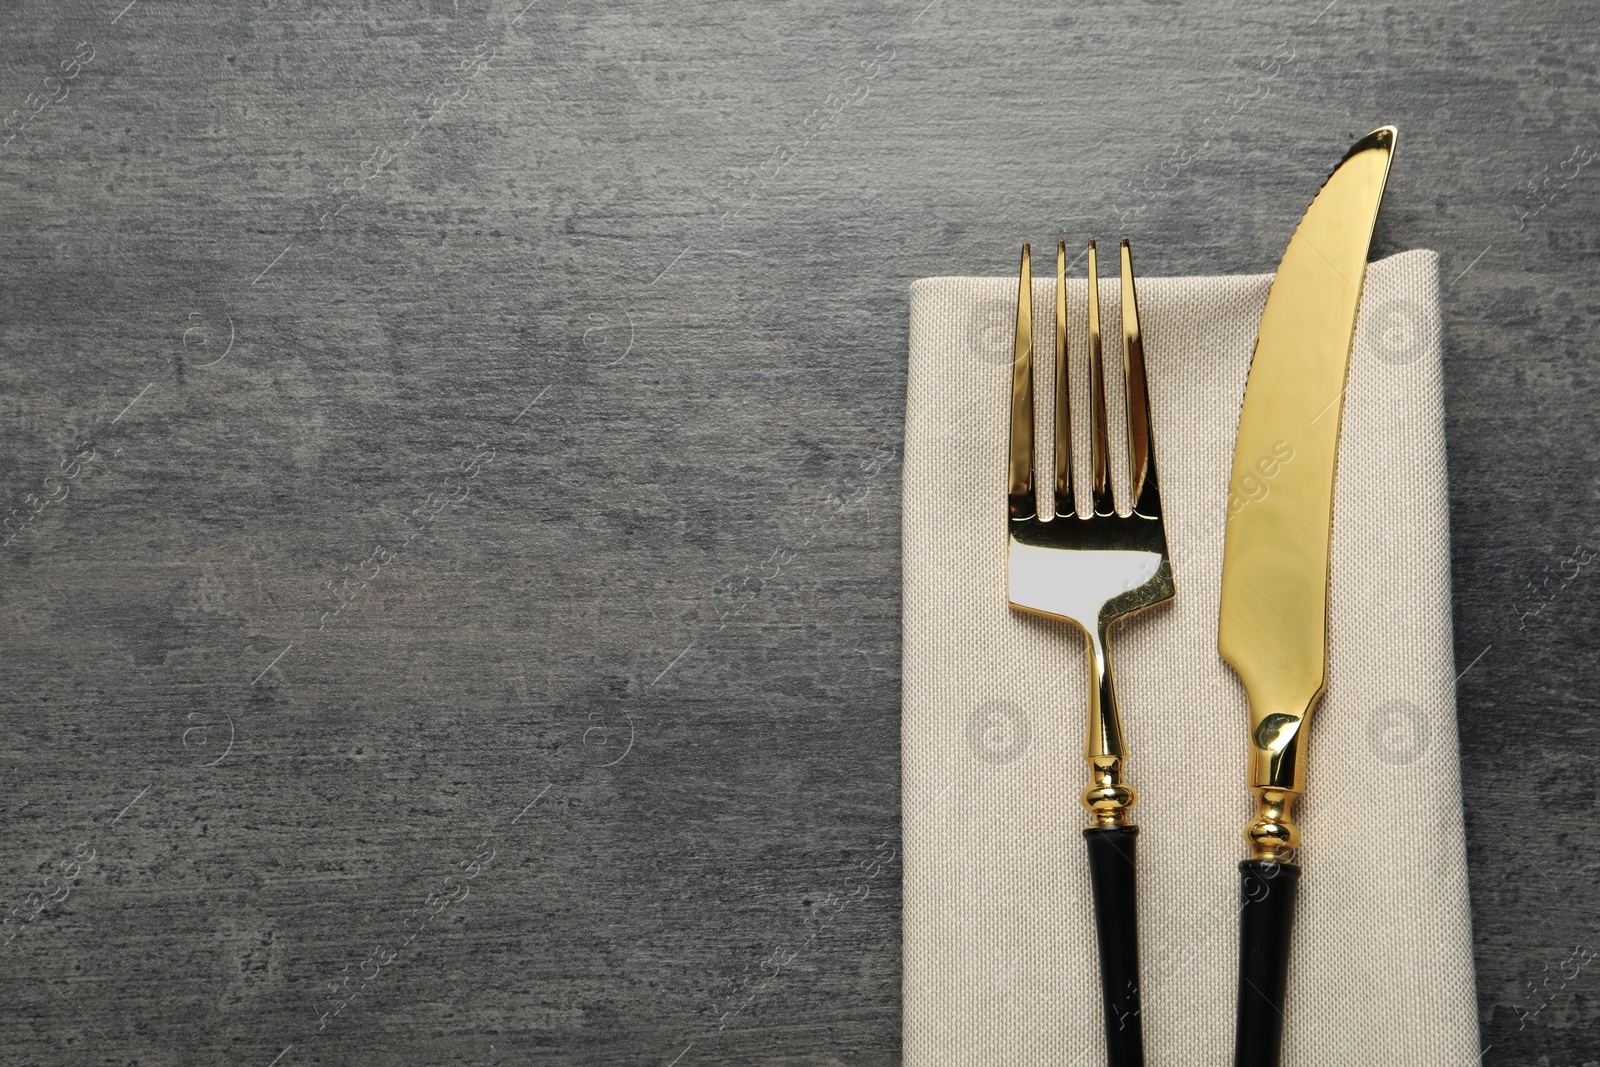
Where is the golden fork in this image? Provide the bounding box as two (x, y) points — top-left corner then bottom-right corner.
(1006, 238), (1173, 1067)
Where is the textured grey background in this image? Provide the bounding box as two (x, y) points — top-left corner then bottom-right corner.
(0, 1), (1594, 1065)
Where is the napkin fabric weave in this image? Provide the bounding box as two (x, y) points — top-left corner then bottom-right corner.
(901, 250), (1479, 1066)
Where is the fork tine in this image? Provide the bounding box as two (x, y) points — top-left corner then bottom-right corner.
(1120, 239), (1158, 511)
(1053, 239), (1074, 518)
(1007, 243), (1036, 520)
(1085, 239), (1114, 516)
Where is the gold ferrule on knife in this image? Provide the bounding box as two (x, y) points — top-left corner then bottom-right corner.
(1246, 787), (1301, 862)
(1245, 706), (1307, 860)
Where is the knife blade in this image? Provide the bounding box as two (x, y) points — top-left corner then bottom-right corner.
(1217, 125), (1397, 1067)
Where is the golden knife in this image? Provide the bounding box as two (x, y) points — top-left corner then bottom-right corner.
(1218, 126), (1397, 1067)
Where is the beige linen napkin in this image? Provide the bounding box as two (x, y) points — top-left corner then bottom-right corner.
(901, 250), (1479, 1066)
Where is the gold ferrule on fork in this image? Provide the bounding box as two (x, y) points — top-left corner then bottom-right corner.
(1082, 626), (1135, 827)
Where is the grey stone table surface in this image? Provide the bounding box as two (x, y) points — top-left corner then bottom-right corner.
(0, 1), (1594, 1064)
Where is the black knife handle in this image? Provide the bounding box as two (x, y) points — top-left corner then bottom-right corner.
(1234, 859), (1301, 1067)
(1084, 825), (1144, 1067)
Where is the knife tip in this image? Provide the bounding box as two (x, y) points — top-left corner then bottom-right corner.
(1350, 124), (1397, 156)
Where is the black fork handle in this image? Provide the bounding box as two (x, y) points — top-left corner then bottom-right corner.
(1084, 825), (1144, 1067)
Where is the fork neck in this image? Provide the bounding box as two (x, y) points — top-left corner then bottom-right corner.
(1081, 625), (1136, 827)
